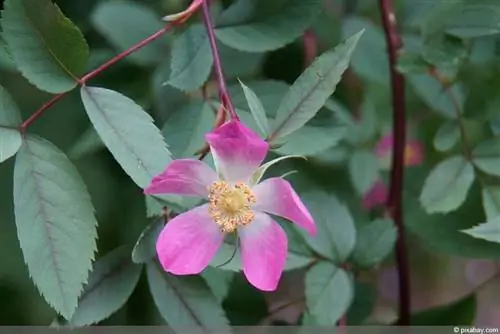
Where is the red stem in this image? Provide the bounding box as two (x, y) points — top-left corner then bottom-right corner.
(19, 23), (175, 131)
(201, 0), (239, 120)
(379, 0), (411, 326)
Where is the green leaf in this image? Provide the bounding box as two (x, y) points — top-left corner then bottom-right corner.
(0, 86), (22, 163)
(342, 17), (388, 83)
(201, 267), (234, 303)
(162, 100), (215, 159)
(348, 150), (380, 195)
(409, 74), (464, 119)
(419, 155), (475, 214)
(0, 36), (17, 71)
(462, 217), (500, 244)
(68, 127), (104, 160)
(410, 293), (476, 325)
(13, 136), (98, 319)
(270, 31), (363, 140)
(305, 262), (354, 325)
(215, 0), (322, 52)
(1, 0), (89, 93)
(80, 86), (173, 189)
(249, 154), (304, 186)
(238, 79), (270, 136)
(90, 0), (169, 66)
(350, 219), (397, 269)
(272, 125), (347, 156)
(219, 44), (264, 78)
(168, 24), (213, 91)
(67, 247), (142, 327)
(146, 263), (231, 333)
(434, 121), (460, 152)
(482, 186), (500, 221)
(396, 52), (429, 75)
(132, 219), (164, 264)
(230, 80), (289, 118)
(300, 191), (356, 263)
(472, 138), (500, 177)
(346, 282), (376, 325)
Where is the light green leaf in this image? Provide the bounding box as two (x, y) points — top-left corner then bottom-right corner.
(146, 263), (231, 333)
(249, 154), (304, 186)
(0, 36), (17, 71)
(13, 136), (98, 319)
(162, 100), (215, 159)
(442, 0), (500, 39)
(434, 121), (460, 152)
(238, 79), (270, 136)
(482, 186), (500, 221)
(1, 0), (89, 93)
(0, 86), (22, 163)
(67, 247), (142, 326)
(305, 262), (354, 325)
(90, 0), (170, 66)
(201, 267), (234, 303)
(419, 155), (475, 213)
(80, 86), (173, 189)
(300, 191), (356, 263)
(462, 217), (500, 244)
(396, 52), (429, 75)
(351, 219), (397, 269)
(472, 138), (500, 177)
(270, 31), (363, 140)
(168, 24), (213, 91)
(230, 80), (289, 118)
(220, 44), (264, 78)
(409, 74), (465, 119)
(215, 0), (322, 52)
(348, 150), (380, 195)
(68, 127), (104, 160)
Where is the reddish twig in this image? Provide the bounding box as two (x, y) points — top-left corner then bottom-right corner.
(201, 0), (238, 120)
(302, 29), (318, 68)
(379, 0), (411, 326)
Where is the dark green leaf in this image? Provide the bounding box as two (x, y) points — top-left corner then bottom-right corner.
(90, 0), (169, 66)
(419, 155), (475, 213)
(68, 127), (104, 160)
(305, 262), (353, 325)
(13, 136), (98, 319)
(434, 121), (460, 152)
(168, 24), (213, 91)
(215, 0), (322, 52)
(201, 267), (234, 303)
(270, 31), (363, 140)
(146, 263), (231, 332)
(472, 138), (500, 177)
(0, 36), (17, 71)
(396, 52), (429, 75)
(0, 85), (22, 163)
(351, 219), (397, 269)
(346, 282), (376, 325)
(80, 86), (173, 189)
(2, 0), (89, 93)
(348, 150), (380, 195)
(482, 186), (500, 221)
(131, 219), (164, 264)
(410, 293), (476, 325)
(67, 246), (142, 326)
(300, 190), (356, 263)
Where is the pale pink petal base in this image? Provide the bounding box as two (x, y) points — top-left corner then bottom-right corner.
(156, 204), (225, 275)
(144, 159), (218, 198)
(239, 212), (288, 291)
(252, 178), (316, 235)
(206, 120), (269, 183)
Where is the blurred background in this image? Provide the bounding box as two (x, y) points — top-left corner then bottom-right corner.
(1, 0), (500, 326)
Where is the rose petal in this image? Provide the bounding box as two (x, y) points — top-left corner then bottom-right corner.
(144, 159), (217, 198)
(252, 178), (316, 235)
(156, 204), (225, 275)
(362, 179), (388, 210)
(375, 134), (394, 158)
(205, 120), (269, 183)
(239, 212), (287, 291)
(404, 140), (424, 166)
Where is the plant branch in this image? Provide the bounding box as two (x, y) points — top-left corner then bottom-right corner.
(379, 0), (411, 326)
(201, 0), (238, 120)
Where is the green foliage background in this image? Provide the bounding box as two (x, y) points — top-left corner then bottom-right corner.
(1, 0), (500, 327)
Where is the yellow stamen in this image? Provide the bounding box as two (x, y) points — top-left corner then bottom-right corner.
(208, 181), (256, 233)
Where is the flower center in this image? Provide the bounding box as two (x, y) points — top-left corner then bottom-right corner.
(208, 181), (256, 233)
